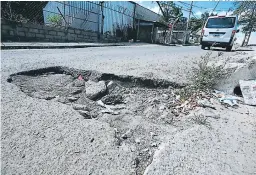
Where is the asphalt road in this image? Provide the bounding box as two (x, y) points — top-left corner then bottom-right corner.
(1, 45), (212, 85)
(3, 44), (254, 85)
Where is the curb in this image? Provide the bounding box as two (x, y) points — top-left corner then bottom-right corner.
(182, 43), (200, 46)
(1, 43), (126, 50)
(158, 43), (176, 46)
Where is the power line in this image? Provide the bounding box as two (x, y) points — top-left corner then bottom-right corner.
(176, 3), (203, 20)
(178, 1), (229, 12)
(175, 3), (192, 13)
(178, 1), (192, 8)
(178, 1), (211, 10)
(211, 1), (220, 13)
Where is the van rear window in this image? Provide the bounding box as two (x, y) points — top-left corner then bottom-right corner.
(206, 17), (236, 28)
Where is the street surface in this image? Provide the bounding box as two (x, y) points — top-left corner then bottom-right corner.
(1, 44), (242, 84)
(1, 45), (256, 175)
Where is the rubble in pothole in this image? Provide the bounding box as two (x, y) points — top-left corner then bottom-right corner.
(7, 66), (183, 120)
(8, 66), (252, 174)
(7, 66), (183, 174)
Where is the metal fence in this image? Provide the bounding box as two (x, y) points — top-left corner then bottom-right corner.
(43, 1), (100, 31)
(1, 1), (48, 24)
(1, 1), (138, 41)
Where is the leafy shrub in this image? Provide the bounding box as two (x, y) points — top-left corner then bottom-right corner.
(175, 52), (227, 102)
(190, 52), (227, 90)
(47, 15), (62, 26)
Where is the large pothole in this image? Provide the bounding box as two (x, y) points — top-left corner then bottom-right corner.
(7, 66), (184, 174)
(7, 66), (183, 120)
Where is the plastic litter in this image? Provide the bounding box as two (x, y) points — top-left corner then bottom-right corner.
(239, 80), (256, 106)
(213, 90), (242, 107)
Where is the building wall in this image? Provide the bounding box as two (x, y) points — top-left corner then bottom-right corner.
(1, 1), (163, 43)
(1, 19), (98, 42)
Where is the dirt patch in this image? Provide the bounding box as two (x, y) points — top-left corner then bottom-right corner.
(7, 66), (185, 174)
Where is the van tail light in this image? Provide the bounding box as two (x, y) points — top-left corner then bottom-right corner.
(201, 29), (205, 36)
(232, 30), (236, 36)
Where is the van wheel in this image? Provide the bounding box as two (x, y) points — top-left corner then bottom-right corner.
(226, 46), (232, 51)
(201, 45), (206, 50)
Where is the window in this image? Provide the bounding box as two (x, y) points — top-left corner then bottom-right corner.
(206, 17), (236, 28)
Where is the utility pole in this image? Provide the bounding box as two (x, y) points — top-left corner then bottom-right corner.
(242, 3), (256, 46)
(184, 1), (193, 44)
(156, 1), (164, 16)
(100, 1), (104, 36)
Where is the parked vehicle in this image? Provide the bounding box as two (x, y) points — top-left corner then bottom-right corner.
(200, 15), (239, 51)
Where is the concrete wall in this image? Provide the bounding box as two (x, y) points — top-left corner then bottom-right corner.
(1, 19), (98, 42)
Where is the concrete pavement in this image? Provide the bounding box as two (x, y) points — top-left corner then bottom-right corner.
(1, 45), (256, 175)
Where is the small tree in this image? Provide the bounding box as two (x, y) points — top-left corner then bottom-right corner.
(234, 1), (256, 32)
(157, 1), (183, 43)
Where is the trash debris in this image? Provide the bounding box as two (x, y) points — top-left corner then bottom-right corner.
(114, 128), (118, 133)
(135, 138), (141, 144)
(197, 99), (216, 110)
(77, 110), (91, 119)
(141, 148), (149, 153)
(121, 129), (133, 139)
(151, 142), (158, 147)
(101, 109), (119, 115)
(78, 75), (84, 80)
(239, 80), (256, 106)
(221, 98), (238, 106)
(67, 96), (79, 102)
(72, 104), (89, 111)
(97, 100), (106, 107)
(213, 90), (243, 107)
(150, 132), (157, 138)
(162, 94), (169, 100)
(130, 145), (136, 152)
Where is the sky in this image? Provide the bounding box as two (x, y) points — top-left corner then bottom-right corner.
(136, 1), (235, 17)
(136, 1), (256, 44)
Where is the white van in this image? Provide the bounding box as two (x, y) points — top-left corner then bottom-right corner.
(200, 15), (239, 51)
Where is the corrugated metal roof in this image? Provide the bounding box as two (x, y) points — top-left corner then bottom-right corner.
(133, 2), (162, 22)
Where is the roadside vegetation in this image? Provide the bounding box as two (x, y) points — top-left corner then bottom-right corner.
(47, 15), (62, 27)
(175, 51), (227, 102)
